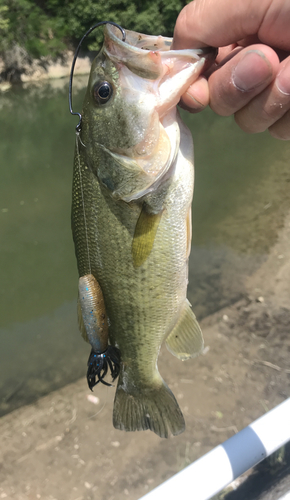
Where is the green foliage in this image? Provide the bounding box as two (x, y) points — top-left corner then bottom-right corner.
(0, 0), (188, 59)
(61, 0), (181, 51)
(0, 5), (9, 32)
(0, 0), (67, 57)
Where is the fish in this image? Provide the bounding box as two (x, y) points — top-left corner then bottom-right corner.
(72, 24), (216, 438)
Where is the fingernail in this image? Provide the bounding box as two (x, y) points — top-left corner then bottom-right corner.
(276, 62), (290, 95)
(184, 91), (205, 109)
(232, 50), (273, 92)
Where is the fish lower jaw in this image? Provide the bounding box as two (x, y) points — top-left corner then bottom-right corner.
(157, 58), (206, 117)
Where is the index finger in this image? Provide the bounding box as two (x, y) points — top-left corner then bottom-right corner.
(172, 0), (290, 51)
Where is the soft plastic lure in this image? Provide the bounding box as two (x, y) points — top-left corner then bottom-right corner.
(78, 274), (120, 389)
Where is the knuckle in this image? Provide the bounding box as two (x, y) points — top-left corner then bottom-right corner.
(234, 87), (290, 134)
(209, 71), (254, 116)
(268, 116), (290, 140)
(234, 112), (261, 134)
(209, 84), (237, 116)
(269, 129), (290, 141)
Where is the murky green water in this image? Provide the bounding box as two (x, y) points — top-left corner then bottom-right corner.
(0, 77), (289, 415)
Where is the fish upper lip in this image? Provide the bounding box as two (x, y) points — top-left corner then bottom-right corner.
(106, 24), (218, 60)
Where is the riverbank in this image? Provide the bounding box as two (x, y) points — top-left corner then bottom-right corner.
(1, 207), (289, 500)
(0, 51), (91, 91)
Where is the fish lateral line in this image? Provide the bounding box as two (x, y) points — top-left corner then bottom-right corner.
(75, 137), (91, 273)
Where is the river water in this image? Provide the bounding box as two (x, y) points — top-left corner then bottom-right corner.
(0, 77), (289, 416)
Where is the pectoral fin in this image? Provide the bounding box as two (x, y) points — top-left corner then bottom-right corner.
(132, 204), (162, 268)
(166, 300), (203, 360)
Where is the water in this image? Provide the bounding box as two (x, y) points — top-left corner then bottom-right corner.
(0, 78), (289, 416)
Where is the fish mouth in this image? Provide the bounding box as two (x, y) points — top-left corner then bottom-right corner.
(105, 24), (216, 61)
(104, 24), (217, 78)
(98, 25), (216, 201)
(104, 24), (216, 117)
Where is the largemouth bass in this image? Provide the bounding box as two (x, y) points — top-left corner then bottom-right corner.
(72, 24), (215, 438)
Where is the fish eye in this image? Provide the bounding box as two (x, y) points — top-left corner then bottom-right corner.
(93, 81), (113, 104)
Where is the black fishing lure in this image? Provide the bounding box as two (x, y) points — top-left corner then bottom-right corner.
(87, 346), (121, 390)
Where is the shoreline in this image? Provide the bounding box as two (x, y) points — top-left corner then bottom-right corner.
(0, 51), (91, 92)
(1, 210), (290, 499)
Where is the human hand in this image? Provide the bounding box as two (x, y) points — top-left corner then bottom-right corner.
(172, 0), (290, 140)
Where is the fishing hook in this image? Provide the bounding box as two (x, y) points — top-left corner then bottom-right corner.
(87, 345), (121, 390)
(69, 21), (126, 133)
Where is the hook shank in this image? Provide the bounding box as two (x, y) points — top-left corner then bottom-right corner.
(69, 21), (126, 132)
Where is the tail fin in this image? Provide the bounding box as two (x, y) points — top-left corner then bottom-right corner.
(113, 373), (185, 438)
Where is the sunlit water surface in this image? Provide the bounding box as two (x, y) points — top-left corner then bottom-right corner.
(0, 77), (289, 415)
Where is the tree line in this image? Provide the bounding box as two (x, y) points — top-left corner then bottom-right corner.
(0, 0), (188, 59)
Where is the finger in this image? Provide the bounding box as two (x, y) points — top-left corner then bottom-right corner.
(208, 45), (280, 116)
(269, 109), (290, 140)
(179, 76), (209, 113)
(215, 45), (242, 66)
(179, 47), (243, 113)
(235, 56), (290, 134)
(172, 0), (290, 51)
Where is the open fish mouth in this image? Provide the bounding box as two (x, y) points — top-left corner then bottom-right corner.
(104, 24), (216, 117)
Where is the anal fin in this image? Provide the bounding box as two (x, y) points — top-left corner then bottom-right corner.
(166, 299), (203, 360)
